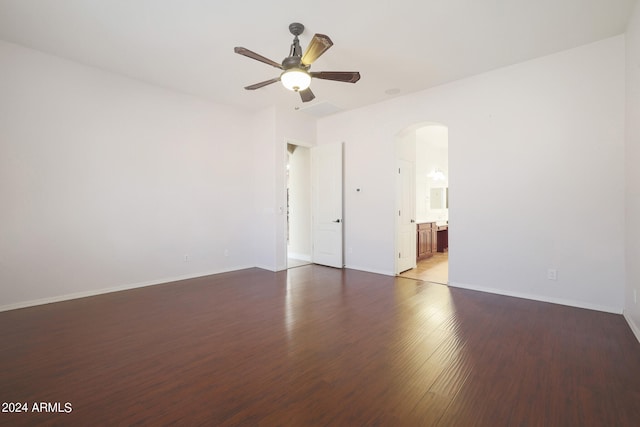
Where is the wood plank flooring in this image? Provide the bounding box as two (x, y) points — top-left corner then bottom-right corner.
(400, 252), (449, 284)
(1, 265), (639, 426)
(287, 257), (312, 269)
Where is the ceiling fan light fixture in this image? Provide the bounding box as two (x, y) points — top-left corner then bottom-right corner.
(281, 68), (311, 92)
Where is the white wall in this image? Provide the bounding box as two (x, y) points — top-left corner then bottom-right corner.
(318, 36), (626, 313)
(0, 40), (256, 309)
(625, 3), (640, 339)
(0, 31), (631, 319)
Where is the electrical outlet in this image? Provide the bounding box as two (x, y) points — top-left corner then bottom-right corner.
(547, 269), (557, 281)
(184, 254), (189, 262)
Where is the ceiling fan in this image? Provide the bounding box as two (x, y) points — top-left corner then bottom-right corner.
(234, 22), (361, 103)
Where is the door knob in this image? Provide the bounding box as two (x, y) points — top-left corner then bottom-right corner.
(411, 219), (415, 223)
(333, 219), (341, 223)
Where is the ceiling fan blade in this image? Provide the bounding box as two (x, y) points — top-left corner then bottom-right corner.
(301, 34), (333, 66)
(311, 71), (361, 83)
(234, 47), (283, 69)
(244, 77), (281, 90)
(299, 88), (315, 102)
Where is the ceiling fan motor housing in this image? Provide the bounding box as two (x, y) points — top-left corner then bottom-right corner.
(282, 55), (304, 70)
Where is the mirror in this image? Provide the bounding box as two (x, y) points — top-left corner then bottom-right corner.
(430, 187), (448, 209)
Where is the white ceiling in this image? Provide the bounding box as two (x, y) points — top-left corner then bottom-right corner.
(0, 0), (636, 116)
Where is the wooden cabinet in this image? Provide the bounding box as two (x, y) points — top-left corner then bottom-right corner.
(437, 225), (448, 252)
(417, 222), (437, 260)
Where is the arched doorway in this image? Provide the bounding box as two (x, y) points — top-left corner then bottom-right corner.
(394, 122), (449, 283)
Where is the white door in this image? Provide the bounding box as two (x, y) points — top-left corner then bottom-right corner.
(311, 143), (343, 268)
(397, 159), (416, 273)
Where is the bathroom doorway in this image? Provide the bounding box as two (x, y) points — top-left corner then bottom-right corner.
(395, 123), (449, 284)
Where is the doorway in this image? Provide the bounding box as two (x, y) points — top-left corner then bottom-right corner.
(395, 123), (449, 284)
(286, 143), (312, 268)
(284, 142), (344, 270)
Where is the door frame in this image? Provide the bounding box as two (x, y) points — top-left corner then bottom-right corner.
(394, 121), (449, 275)
(281, 139), (313, 270)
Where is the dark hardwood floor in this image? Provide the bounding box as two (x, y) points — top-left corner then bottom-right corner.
(1, 265), (639, 426)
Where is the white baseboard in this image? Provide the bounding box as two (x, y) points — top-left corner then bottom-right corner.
(345, 265), (396, 277)
(623, 311), (640, 343)
(448, 281), (623, 315)
(0, 265), (255, 313)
